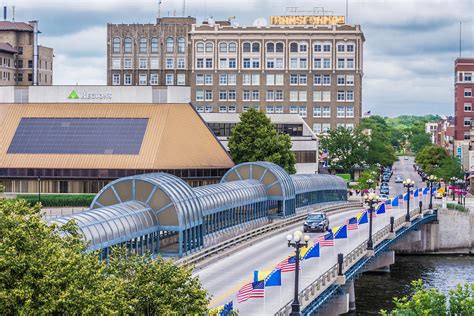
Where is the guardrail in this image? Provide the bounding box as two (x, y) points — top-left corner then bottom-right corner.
(275, 204), (433, 316)
(176, 202), (363, 268)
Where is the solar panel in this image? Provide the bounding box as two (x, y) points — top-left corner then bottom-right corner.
(7, 118), (149, 155)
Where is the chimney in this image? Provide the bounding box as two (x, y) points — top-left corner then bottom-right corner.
(29, 20), (39, 86)
(3, 6), (6, 20)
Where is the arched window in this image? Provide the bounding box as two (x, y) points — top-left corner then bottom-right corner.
(276, 42), (284, 53)
(228, 42), (237, 52)
(113, 37), (121, 53)
(243, 42), (251, 53)
(205, 42), (213, 52)
(252, 42), (260, 53)
(166, 37), (174, 53)
(219, 42), (228, 52)
(124, 37), (132, 53)
(139, 37), (147, 53)
(177, 37), (186, 53)
(266, 42), (274, 53)
(290, 42), (298, 53)
(151, 37), (159, 53)
(196, 42), (204, 52)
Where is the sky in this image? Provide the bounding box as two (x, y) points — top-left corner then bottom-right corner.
(5, 0), (474, 117)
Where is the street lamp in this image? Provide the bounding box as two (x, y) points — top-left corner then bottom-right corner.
(366, 178), (375, 192)
(403, 178), (415, 222)
(287, 230), (310, 316)
(364, 193), (379, 251)
(427, 175), (437, 210)
(450, 177), (457, 201)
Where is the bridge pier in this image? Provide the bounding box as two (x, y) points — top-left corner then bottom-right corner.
(391, 221), (439, 253)
(362, 250), (395, 273)
(316, 291), (349, 316)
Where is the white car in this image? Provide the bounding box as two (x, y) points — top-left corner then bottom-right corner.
(379, 194), (389, 201)
(395, 176), (404, 183)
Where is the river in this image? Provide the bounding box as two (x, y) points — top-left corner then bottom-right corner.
(352, 255), (474, 315)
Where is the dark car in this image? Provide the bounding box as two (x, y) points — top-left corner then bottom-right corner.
(303, 212), (329, 233)
(380, 187), (390, 195)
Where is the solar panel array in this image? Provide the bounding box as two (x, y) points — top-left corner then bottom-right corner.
(8, 118), (149, 155)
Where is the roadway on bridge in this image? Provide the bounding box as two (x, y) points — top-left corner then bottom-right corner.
(197, 157), (427, 315)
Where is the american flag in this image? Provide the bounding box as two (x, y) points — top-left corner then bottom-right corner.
(385, 199), (392, 209)
(369, 210), (377, 218)
(347, 217), (358, 230)
(237, 280), (265, 303)
(363, 110), (371, 117)
(276, 256), (297, 272)
(316, 232), (334, 247)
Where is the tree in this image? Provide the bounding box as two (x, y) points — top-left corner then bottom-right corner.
(415, 145), (449, 175)
(360, 116), (397, 166)
(434, 156), (464, 180)
(410, 132), (432, 153)
(381, 279), (474, 315)
(320, 127), (369, 175)
(0, 199), (209, 314)
(355, 169), (378, 190)
(228, 108), (296, 174)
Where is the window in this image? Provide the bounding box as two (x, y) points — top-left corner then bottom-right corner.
(139, 74), (147, 85)
(267, 42), (275, 53)
(299, 106), (307, 117)
(275, 74), (284, 85)
(252, 58), (260, 68)
(150, 73), (159, 85)
(196, 42), (204, 52)
(313, 123), (322, 134)
(266, 90), (275, 101)
(337, 91), (345, 101)
(323, 44), (331, 52)
(290, 91), (298, 101)
(178, 37), (186, 53)
(337, 123), (345, 129)
(228, 58), (236, 68)
(177, 58), (185, 69)
(165, 74), (174, 85)
(346, 75), (354, 85)
(337, 106), (345, 117)
(464, 132), (471, 140)
(205, 90), (213, 101)
(219, 42), (228, 52)
(196, 58), (204, 68)
(323, 58), (331, 68)
(464, 117), (471, 127)
(196, 105), (204, 113)
(346, 123), (354, 130)
(229, 42), (237, 52)
(266, 58), (275, 69)
(166, 37), (174, 53)
(252, 90), (260, 101)
(151, 37), (159, 53)
(322, 91), (331, 101)
(299, 43), (307, 52)
(219, 90), (228, 101)
(204, 74), (213, 85)
(196, 90), (204, 101)
(276, 58), (284, 69)
(150, 58), (159, 69)
(299, 91), (307, 102)
(205, 42), (213, 52)
(124, 37), (132, 53)
(313, 91), (322, 101)
(266, 105), (274, 114)
(219, 58), (227, 69)
(337, 75), (345, 85)
(337, 58), (345, 68)
(112, 74), (120, 85)
(28, 60), (33, 68)
(290, 106), (298, 114)
(139, 37), (147, 53)
(322, 123), (331, 133)
(290, 58), (298, 69)
(252, 74), (260, 85)
(464, 73), (472, 82)
(243, 74), (251, 85)
(124, 74), (132, 85)
(205, 105), (213, 112)
(299, 74), (307, 85)
(219, 74), (227, 85)
(347, 44), (355, 52)
(346, 106), (354, 117)
(243, 58), (251, 68)
(300, 58), (307, 69)
(139, 58), (147, 69)
(252, 42), (260, 53)
(346, 90), (354, 101)
(228, 105), (236, 113)
(314, 44), (322, 52)
(290, 43), (298, 53)
(275, 105), (283, 114)
(228, 74), (236, 85)
(323, 75), (331, 85)
(243, 90), (251, 101)
(112, 58), (121, 69)
(166, 58), (173, 69)
(313, 106), (321, 117)
(275, 90), (284, 101)
(177, 74), (185, 85)
(464, 103), (472, 112)
(322, 106), (331, 117)
(267, 74), (275, 85)
(205, 58), (213, 68)
(196, 74), (204, 85)
(243, 42), (251, 52)
(465, 88), (472, 97)
(219, 106), (227, 113)
(337, 44), (345, 52)
(113, 37), (121, 53)
(314, 75), (322, 85)
(347, 58), (354, 68)
(276, 43), (284, 52)
(124, 58), (132, 69)
(228, 90), (236, 101)
(290, 74), (298, 85)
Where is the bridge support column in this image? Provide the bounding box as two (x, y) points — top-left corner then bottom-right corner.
(346, 280), (356, 312)
(391, 222), (439, 253)
(363, 250), (395, 273)
(317, 292), (349, 316)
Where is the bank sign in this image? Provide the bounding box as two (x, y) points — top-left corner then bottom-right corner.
(67, 89), (112, 101)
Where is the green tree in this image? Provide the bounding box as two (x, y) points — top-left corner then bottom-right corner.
(410, 132), (432, 153)
(320, 127), (369, 175)
(434, 156), (464, 180)
(0, 199), (209, 314)
(355, 169), (378, 190)
(381, 279), (474, 316)
(229, 108), (296, 173)
(415, 145), (449, 175)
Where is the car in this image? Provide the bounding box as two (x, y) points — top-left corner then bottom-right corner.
(303, 212), (329, 233)
(435, 191), (443, 199)
(395, 175), (404, 183)
(380, 184), (389, 190)
(379, 194), (389, 201)
(380, 187), (390, 195)
(404, 157), (409, 160)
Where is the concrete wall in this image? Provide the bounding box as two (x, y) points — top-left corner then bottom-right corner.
(437, 208), (473, 252)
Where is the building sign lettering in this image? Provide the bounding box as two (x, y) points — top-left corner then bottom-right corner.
(68, 89), (112, 100)
(270, 15), (345, 26)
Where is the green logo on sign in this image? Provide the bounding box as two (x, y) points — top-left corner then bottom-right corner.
(68, 90), (79, 100)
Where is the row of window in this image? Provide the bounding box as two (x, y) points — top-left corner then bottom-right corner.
(195, 57), (355, 70)
(111, 73), (186, 86)
(207, 123), (304, 137)
(457, 72), (473, 83)
(464, 103), (473, 112)
(195, 104), (355, 118)
(313, 123), (354, 134)
(196, 74), (355, 86)
(196, 90), (355, 102)
(112, 57), (186, 70)
(196, 41), (356, 54)
(112, 36), (186, 54)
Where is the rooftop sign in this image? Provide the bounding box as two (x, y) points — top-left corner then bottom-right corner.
(270, 15), (345, 26)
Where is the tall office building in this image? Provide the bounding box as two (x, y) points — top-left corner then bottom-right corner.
(454, 58), (474, 141)
(106, 15), (365, 133)
(0, 20), (53, 86)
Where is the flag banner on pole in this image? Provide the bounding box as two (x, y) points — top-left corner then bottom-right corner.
(356, 210), (368, 224)
(264, 269), (282, 287)
(237, 280), (265, 303)
(391, 197), (399, 207)
(398, 194), (404, 204)
(299, 241), (313, 259)
(385, 199), (392, 209)
(302, 242), (320, 259)
(423, 187), (429, 195)
(212, 301), (233, 315)
(403, 193), (409, 201)
(431, 187), (436, 194)
(332, 225), (348, 239)
(414, 188), (419, 197)
(276, 256), (298, 272)
(316, 230), (335, 246)
(376, 203), (386, 215)
(347, 217), (358, 230)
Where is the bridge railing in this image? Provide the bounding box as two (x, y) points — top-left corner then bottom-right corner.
(176, 202), (363, 268)
(275, 204), (431, 316)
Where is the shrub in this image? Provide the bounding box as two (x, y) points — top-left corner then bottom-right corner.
(446, 203), (469, 213)
(15, 194), (95, 207)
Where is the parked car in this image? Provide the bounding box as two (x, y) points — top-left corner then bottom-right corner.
(395, 175), (404, 183)
(303, 212), (329, 233)
(380, 187), (390, 195)
(379, 194), (389, 201)
(404, 157), (409, 160)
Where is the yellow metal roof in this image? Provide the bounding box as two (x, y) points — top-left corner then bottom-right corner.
(0, 103), (234, 170)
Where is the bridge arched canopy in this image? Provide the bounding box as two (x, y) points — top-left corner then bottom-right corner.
(291, 174), (347, 194)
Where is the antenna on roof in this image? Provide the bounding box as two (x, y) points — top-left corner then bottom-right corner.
(12, 5), (15, 21)
(182, 0), (185, 16)
(459, 21), (462, 58)
(158, 0), (162, 19)
(3, 6), (6, 21)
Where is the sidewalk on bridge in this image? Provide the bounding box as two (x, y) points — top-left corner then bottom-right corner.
(41, 207), (88, 218)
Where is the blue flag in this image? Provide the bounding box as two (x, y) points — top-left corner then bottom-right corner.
(376, 203), (386, 214)
(219, 301), (233, 315)
(302, 243), (320, 259)
(392, 197), (399, 207)
(414, 188), (419, 197)
(333, 225), (348, 239)
(357, 211), (368, 224)
(265, 269), (282, 287)
(423, 187), (429, 195)
(403, 193), (409, 201)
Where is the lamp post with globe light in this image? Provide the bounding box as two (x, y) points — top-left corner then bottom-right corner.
(364, 192), (379, 251)
(403, 178), (415, 222)
(287, 230), (310, 316)
(427, 175), (437, 209)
